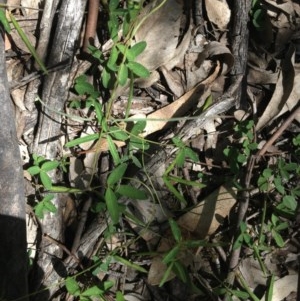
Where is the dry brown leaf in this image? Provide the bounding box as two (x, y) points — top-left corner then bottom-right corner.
(135, 0), (186, 71)
(205, 0), (231, 30)
(256, 45), (295, 131)
(21, 0), (42, 15)
(142, 62), (220, 136)
(147, 238), (175, 285)
(177, 184), (237, 238)
(264, 0), (294, 14)
(260, 275), (298, 301)
(134, 0), (192, 89)
(185, 41), (233, 90)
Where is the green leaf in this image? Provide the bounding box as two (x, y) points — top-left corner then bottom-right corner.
(129, 136), (149, 150)
(116, 43), (127, 55)
(257, 175), (269, 192)
(127, 41), (147, 60)
(88, 45), (103, 61)
(282, 162), (298, 172)
(131, 155), (142, 168)
(272, 229), (285, 247)
(75, 76), (97, 96)
(233, 234), (244, 250)
(113, 255), (147, 273)
(172, 136), (184, 148)
(118, 63), (128, 86)
(9, 12), (48, 74)
(248, 142), (258, 150)
(92, 100), (103, 124)
(116, 291), (126, 301)
(231, 290), (249, 299)
(107, 45), (119, 71)
(266, 275), (275, 301)
(105, 187), (120, 224)
(127, 61), (150, 78)
(184, 147), (199, 162)
(40, 171), (52, 190)
(237, 153), (247, 163)
(107, 135), (121, 165)
(169, 218), (182, 242)
(65, 277), (80, 296)
(116, 185), (147, 200)
(184, 240), (212, 248)
(168, 175), (206, 189)
(162, 245), (180, 264)
(109, 0), (119, 10)
(109, 126), (129, 141)
(159, 262), (174, 287)
(107, 163), (128, 186)
(41, 161), (60, 172)
(163, 176), (186, 204)
(262, 168), (273, 178)
(40, 194), (54, 203)
(34, 202), (45, 219)
(103, 280), (114, 291)
(173, 261), (188, 283)
(282, 195), (297, 211)
(175, 149), (185, 168)
(65, 133), (100, 148)
(27, 166), (41, 176)
(0, 9), (11, 33)
(130, 120), (147, 135)
(43, 198), (57, 213)
(102, 67), (112, 89)
(274, 176), (285, 195)
(81, 286), (103, 297)
(49, 186), (82, 193)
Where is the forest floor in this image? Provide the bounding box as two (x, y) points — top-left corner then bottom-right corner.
(3, 0), (300, 300)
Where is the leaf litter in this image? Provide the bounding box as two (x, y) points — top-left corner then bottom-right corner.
(5, 0), (300, 299)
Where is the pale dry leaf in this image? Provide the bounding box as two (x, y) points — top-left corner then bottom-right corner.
(277, 72), (300, 123)
(7, 0), (21, 6)
(205, 41), (234, 74)
(247, 68), (279, 85)
(142, 63), (220, 137)
(147, 238), (175, 285)
(260, 274), (298, 301)
(10, 27), (37, 52)
(205, 0), (231, 30)
(123, 293), (146, 301)
(264, 0), (294, 15)
(26, 210), (38, 262)
(135, 0), (185, 71)
(177, 184), (237, 238)
(256, 45), (295, 131)
(21, 0), (42, 15)
(185, 41), (233, 90)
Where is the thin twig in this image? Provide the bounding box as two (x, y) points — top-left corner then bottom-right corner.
(71, 197), (93, 254)
(257, 105), (300, 157)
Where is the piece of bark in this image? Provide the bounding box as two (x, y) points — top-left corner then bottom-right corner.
(30, 0), (87, 298)
(0, 1), (28, 299)
(229, 0), (251, 108)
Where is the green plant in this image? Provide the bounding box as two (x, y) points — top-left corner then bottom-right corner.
(65, 276), (114, 301)
(27, 154), (62, 190)
(223, 120), (258, 174)
(159, 218), (216, 287)
(163, 136), (205, 205)
(250, 0), (270, 32)
(258, 158), (299, 218)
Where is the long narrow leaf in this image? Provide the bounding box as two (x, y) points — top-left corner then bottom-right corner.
(113, 255), (147, 273)
(105, 187), (120, 224)
(65, 133), (100, 148)
(9, 12), (48, 74)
